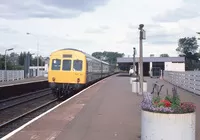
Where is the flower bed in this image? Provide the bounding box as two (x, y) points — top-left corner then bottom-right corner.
(141, 86), (196, 140)
(141, 87), (196, 114)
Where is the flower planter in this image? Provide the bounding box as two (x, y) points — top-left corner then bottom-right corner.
(130, 77), (136, 84)
(132, 81), (147, 94)
(141, 110), (196, 140)
(140, 88), (196, 140)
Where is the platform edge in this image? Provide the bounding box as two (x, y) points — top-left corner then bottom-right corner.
(1, 76), (113, 140)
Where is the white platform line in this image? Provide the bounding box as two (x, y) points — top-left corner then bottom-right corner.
(1, 75), (113, 140)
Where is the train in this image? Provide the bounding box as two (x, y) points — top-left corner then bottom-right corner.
(48, 48), (116, 99)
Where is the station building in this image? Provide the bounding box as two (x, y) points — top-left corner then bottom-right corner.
(117, 57), (185, 76)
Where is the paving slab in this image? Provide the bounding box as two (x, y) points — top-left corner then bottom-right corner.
(5, 73), (143, 140)
(5, 74), (199, 140)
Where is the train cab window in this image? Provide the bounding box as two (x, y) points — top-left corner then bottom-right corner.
(73, 60), (82, 71)
(52, 59), (61, 70)
(62, 60), (71, 71)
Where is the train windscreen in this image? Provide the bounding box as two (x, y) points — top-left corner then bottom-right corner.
(52, 59), (61, 70)
(62, 60), (71, 71)
(73, 60), (82, 71)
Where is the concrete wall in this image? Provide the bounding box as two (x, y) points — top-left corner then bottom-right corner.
(165, 62), (185, 71)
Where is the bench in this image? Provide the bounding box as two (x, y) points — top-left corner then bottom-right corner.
(151, 81), (164, 96)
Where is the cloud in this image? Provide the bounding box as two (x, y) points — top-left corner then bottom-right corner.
(84, 28), (105, 34)
(84, 25), (110, 34)
(0, 0), (110, 19)
(41, 0), (109, 11)
(0, 26), (18, 34)
(147, 34), (178, 45)
(99, 25), (110, 30)
(118, 23), (182, 45)
(0, 0), (199, 58)
(146, 24), (180, 45)
(152, 0), (200, 22)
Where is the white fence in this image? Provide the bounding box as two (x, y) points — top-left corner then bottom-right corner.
(0, 70), (24, 82)
(163, 71), (200, 95)
(0, 70), (46, 82)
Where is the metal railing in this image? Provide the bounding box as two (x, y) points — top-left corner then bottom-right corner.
(0, 70), (46, 82)
(0, 70), (24, 82)
(163, 71), (200, 95)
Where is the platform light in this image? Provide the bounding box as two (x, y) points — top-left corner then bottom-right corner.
(138, 24), (146, 95)
(26, 32), (40, 76)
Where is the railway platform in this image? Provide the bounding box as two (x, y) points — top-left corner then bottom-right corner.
(0, 76), (47, 87)
(2, 73), (200, 140)
(0, 76), (48, 100)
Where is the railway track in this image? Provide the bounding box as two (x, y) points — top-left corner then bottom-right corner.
(0, 89), (59, 138)
(0, 73), (118, 139)
(0, 88), (51, 111)
(0, 99), (58, 128)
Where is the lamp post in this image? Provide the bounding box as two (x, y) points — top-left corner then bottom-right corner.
(138, 24), (146, 95)
(133, 47), (136, 76)
(26, 32), (39, 77)
(5, 48), (14, 81)
(28, 52), (35, 78)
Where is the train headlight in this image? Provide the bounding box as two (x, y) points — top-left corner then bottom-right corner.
(52, 77), (55, 82)
(77, 78), (80, 83)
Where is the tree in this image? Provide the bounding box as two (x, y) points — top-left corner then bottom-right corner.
(9, 52), (19, 66)
(0, 54), (18, 70)
(160, 54), (169, 57)
(0, 51), (46, 70)
(18, 52), (26, 66)
(176, 37), (200, 70)
(92, 51), (124, 64)
(91, 52), (103, 59)
(31, 56), (45, 66)
(176, 37), (198, 55)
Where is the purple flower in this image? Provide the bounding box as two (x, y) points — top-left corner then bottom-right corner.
(141, 92), (174, 113)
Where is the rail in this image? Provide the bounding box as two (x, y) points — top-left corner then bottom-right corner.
(163, 71), (200, 95)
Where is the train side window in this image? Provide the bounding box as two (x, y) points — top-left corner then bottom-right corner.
(63, 60), (71, 71)
(73, 60), (82, 71)
(52, 59), (61, 70)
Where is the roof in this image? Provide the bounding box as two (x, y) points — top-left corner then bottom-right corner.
(117, 57), (185, 63)
(57, 48), (109, 65)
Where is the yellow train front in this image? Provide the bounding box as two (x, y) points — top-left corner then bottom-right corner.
(48, 48), (112, 99)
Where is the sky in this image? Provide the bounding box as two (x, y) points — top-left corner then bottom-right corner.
(0, 0), (200, 58)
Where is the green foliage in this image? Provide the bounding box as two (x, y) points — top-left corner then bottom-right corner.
(31, 57), (45, 66)
(0, 51), (45, 70)
(165, 95), (172, 102)
(164, 94), (180, 110)
(91, 52), (103, 59)
(176, 37), (199, 55)
(176, 37), (200, 70)
(92, 51), (124, 64)
(160, 54), (169, 57)
(172, 87), (182, 110)
(152, 95), (160, 104)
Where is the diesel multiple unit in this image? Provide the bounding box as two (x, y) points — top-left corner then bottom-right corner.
(48, 48), (115, 99)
